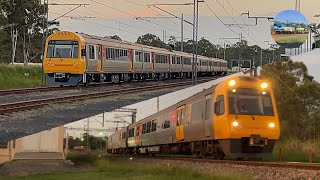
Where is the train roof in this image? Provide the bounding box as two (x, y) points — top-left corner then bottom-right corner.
(70, 31), (226, 62)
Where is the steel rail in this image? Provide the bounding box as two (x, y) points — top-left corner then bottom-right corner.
(0, 77), (219, 97)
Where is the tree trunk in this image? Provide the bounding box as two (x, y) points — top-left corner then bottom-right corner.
(23, 30), (27, 66)
(11, 28), (18, 64)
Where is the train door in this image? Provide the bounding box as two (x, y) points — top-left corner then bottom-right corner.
(97, 45), (102, 72)
(204, 94), (212, 137)
(151, 52), (155, 71)
(87, 44), (99, 72)
(135, 123), (142, 146)
(128, 49), (133, 72)
(167, 54), (170, 71)
(175, 106), (185, 141)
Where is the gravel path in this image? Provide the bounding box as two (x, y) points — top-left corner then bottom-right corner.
(131, 158), (320, 180)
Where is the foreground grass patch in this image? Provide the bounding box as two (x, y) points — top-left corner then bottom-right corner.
(0, 64), (43, 89)
(0, 153), (250, 180)
(264, 138), (320, 163)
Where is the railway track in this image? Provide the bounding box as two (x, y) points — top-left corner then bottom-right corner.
(112, 155), (320, 170)
(0, 78), (213, 115)
(0, 86), (77, 97)
(0, 77), (219, 97)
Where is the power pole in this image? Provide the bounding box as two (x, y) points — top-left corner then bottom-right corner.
(223, 41), (226, 62)
(192, 0), (199, 84)
(260, 49), (263, 66)
(181, 14), (184, 52)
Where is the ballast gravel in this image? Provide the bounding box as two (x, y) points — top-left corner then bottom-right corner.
(132, 158), (320, 180)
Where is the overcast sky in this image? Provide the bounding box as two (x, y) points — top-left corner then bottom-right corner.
(48, 0), (320, 49)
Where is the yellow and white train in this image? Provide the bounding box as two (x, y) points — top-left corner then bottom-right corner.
(107, 76), (280, 159)
(43, 31), (228, 86)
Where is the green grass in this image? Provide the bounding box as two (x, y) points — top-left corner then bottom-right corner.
(264, 152), (320, 163)
(263, 138), (320, 163)
(273, 34), (308, 48)
(0, 153), (251, 180)
(0, 64), (44, 90)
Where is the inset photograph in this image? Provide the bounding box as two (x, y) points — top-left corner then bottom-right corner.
(271, 10), (309, 48)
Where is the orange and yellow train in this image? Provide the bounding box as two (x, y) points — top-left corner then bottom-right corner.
(107, 76), (280, 159)
(43, 31), (228, 86)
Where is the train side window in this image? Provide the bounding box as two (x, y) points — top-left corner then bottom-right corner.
(89, 45), (95, 59)
(181, 108), (185, 124)
(135, 51), (142, 62)
(176, 109), (181, 126)
(135, 126), (140, 136)
(171, 56), (175, 64)
(146, 121), (151, 133)
(205, 95), (212, 120)
(144, 53), (150, 63)
(151, 120), (157, 132)
(163, 121), (170, 129)
(215, 95), (225, 115)
(142, 123), (146, 134)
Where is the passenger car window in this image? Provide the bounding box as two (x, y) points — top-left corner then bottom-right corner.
(89, 45), (95, 60)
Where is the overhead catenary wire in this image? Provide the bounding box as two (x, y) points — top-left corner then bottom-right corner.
(213, 0), (260, 46)
(204, 2), (240, 38)
(84, 6), (163, 34)
(50, 12), (142, 36)
(88, 0), (181, 34)
(219, 0), (267, 47)
(124, 0), (193, 39)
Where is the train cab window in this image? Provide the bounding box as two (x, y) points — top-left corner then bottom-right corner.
(73, 45), (79, 58)
(89, 45), (96, 60)
(47, 40), (79, 59)
(215, 95), (225, 115)
(144, 53), (151, 63)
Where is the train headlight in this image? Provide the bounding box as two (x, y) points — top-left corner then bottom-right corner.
(269, 123), (275, 128)
(232, 121), (239, 127)
(261, 82), (268, 89)
(228, 80), (236, 86)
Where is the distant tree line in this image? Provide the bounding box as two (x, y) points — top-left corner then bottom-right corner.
(65, 133), (107, 151)
(0, 0), (59, 64)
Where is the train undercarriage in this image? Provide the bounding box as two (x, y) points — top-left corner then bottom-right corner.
(47, 71), (228, 86)
(108, 138), (275, 160)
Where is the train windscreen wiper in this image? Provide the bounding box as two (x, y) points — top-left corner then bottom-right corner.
(56, 51), (63, 61)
